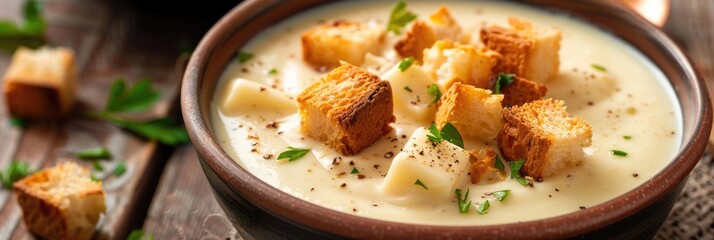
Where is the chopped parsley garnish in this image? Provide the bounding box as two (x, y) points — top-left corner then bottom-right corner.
(491, 190), (510, 202)
(105, 78), (161, 113)
(127, 229), (154, 240)
(611, 150), (628, 157)
(398, 57), (415, 72)
(113, 161), (127, 177)
(351, 167), (359, 174)
(414, 179), (428, 190)
(426, 122), (464, 148)
(75, 147), (112, 160)
(509, 159), (530, 186)
(493, 73), (515, 94)
(268, 68), (278, 75)
(494, 155), (505, 171)
(387, 0), (417, 34)
(1, 161), (31, 188)
(237, 51), (253, 63)
(623, 135), (632, 140)
(455, 188), (472, 213)
(591, 64), (607, 72)
(427, 83), (442, 104)
(476, 200), (490, 215)
(277, 147), (310, 162)
(0, 0), (46, 48)
(404, 86), (413, 92)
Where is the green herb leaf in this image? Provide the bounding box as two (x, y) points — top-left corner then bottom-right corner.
(414, 179), (428, 190)
(455, 188), (472, 213)
(1, 161), (31, 188)
(493, 73), (515, 94)
(611, 150), (628, 157)
(103, 115), (189, 146)
(76, 147), (112, 160)
(476, 200), (490, 215)
(277, 147), (310, 162)
(427, 83), (442, 104)
(105, 78), (161, 113)
(398, 57), (414, 72)
(404, 86), (412, 92)
(0, 0), (45, 39)
(439, 122), (464, 148)
(351, 167), (359, 174)
(494, 155), (505, 171)
(9, 116), (26, 128)
(113, 161), (127, 177)
(237, 51), (253, 64)
(127, 229), (154, 240)
(427, 123), (443, 143)
(268, 68), (278, 75)
(591, 64), (607, 72)
(491, 190), (510, 202)
(387, 0), (417, 34)
(90, 174), (102, 182)
(92, 161), (104, 171)
(509, 159), (530, 186)
(623, 135), (632, 140)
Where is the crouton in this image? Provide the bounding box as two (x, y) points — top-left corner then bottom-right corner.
(469, 148), (506, 184)
(501, 76), (547, 106)
(395, 6), (469, 60)
(302, 20), (385, 70)
(297, 62), (394, 155)
(435, 82), (503, 141)
(13, 162), (106, 240)
(422, 40), (500, 90)
(497, 99), (592, 179)
(3, 46), (77, 119)
(480, 17), (561, 83)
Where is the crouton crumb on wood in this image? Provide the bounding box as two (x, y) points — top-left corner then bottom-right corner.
(435, 82), (503, 141)
(13, 162), (106, 240)
(302, 20), (385, 70)
(297, 62), (395, 155)
(469, 148), (506, 184)
(497, 99), (592, 179)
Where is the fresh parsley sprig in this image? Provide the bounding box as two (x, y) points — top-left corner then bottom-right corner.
(427, 123), (464, 148)
(0, 0), (45, 39)
(277, 147), (310, 162)
(491, 190), (510, 202)
(0, 161), (31, 188)
(398, 57), (414, 72)
(494, 155), (505, 171)
(455, 188), (471, 213)
(427, 83), (442, 104)
(387, 1), (417, 34)
(113, 160), (127, 177)
(493, 73), (515, 94)
(75, 147), (112, 160)
(475, 200), (490, 215)
(106, 78), (160, 112)
(509, 159), (530, 186)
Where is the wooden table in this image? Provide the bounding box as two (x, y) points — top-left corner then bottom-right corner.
(0, 1), (711, 239)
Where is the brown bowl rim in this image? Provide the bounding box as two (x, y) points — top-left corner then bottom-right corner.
(181, 0), (712, 239)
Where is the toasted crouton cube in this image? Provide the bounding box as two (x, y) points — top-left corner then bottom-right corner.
(302, 20), (385, 70)
(297, 62), (394, 155)
(435, 82), (504, 141)
(422, 40), (500, 90)
(501, 76), (547, 106)
(480, 17), (561, 83)
(497, 99), (592, 179)
(395, 6), (470, 60)
(469, 148), (506, 184)
(13, 162), (106, 240)
(3, 47), (77, 119)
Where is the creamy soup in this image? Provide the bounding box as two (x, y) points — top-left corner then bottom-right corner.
(210, 1), (682, 225)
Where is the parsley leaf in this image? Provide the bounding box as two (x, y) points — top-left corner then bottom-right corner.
(90, 174), (102, 182)
(106, 78), (161, 113)
(387, 0), (417, 34)
(268, 68), (278, 75)
(494, 155), (505, 171)
(491, 190), (510, 202)
(476, 200), (490, 215)
(9, 116), (26, 128)
(493, 73), (515, 94)
(113, 161), (127, 177)
(0, 0), (45, 38)
(591, 64), (607, 72)
(427, 83), (442, 104)
(107, 116), (189, 146)
(611, 150), (628, 157)
(404, 86), (412, 92)
(277, 147), (310, 162)
(398, 57), (414, 72)
(426, 123), (464, 148)
(509, 159), (530, 186)
(414, 179), (428, 190)
(455, 188), (472, 213)
(92, 161), (104, 171)
(1, 161), (31, 188)
(75, 147), (112, 160)
(127, 229), (154, 240)
(427, 123), (443, 143)
(351, 167), (359, 174)
(237, 51), (253, 64)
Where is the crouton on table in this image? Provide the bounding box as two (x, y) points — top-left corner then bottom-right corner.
(422, 40), (500, 90)
(297, 62), (394, 155)
(302, 20), (385, 70)
(435, 82), (503, 141)
(469, 148), (506, 184)
(497, 99), (592, 179)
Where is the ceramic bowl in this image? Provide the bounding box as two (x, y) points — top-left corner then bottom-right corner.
(181, 0), (712, 239)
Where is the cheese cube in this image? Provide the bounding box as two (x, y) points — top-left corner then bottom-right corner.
(380, 64), (437, 124)
(219, 78), (297, 116)
(3, 47), (77, 119)
(382, 127), (470, 199)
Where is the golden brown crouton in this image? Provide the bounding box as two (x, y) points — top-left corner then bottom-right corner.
(497, 99), (592, 179)
(395, 6), (469, 60)
(422, 40), (501, 90)
(469, 148), (506, 184)
(13, 162), (106, 240)
(3, 46), (77, 119)
(435, 82), (503, 141)
(501, 76), (547, 106)
(302, 20), (385, 70)
(480, 17), (561, 83)
(297, 62), (394, 155)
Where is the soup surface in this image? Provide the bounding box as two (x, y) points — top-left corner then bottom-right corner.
(210, 1), (682, 225)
